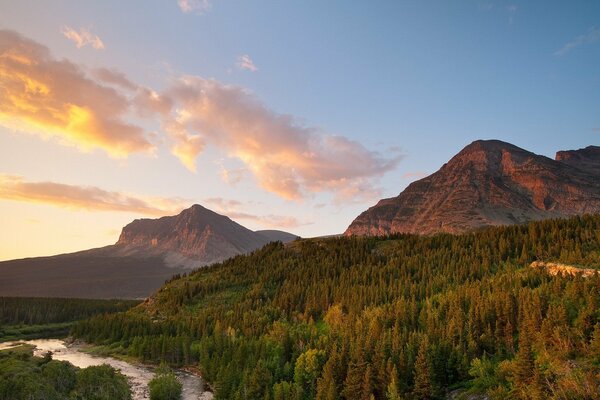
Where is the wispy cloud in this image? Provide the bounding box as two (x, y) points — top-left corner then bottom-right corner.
(0, 175), (188, 216)
(555, 27), (600, 56)
(178, 0), (211, 14)
(237, 54), (258, 72)
(92, 67), (138, 91)
(506, 5), (517, 24)
(203, 197), (309, 229)
(159, 77), (401, 200)
(0, 30), (153, 157)
(60, 26), (105, 49)
(0, 30), (400, 204)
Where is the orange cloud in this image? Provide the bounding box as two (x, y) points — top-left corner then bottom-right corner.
(158, 77), (401, 200)
(61, 26), (105, 49)
(0, 175), (188, 216)
(0, 30), (153, 157)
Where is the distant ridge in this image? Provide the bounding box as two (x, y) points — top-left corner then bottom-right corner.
(346, 140), (600, 236)
(0, 205), (297, 298)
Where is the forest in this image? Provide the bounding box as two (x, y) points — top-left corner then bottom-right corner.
(0, 298), (139, 341)
(71, 215), (600, 399)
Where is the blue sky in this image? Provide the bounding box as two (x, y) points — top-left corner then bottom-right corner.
(0, 1), (598, 260)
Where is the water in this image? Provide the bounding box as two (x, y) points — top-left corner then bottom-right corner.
(0, 339), (213, 400)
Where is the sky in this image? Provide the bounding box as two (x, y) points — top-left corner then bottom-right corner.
(0, 0), (598, 261)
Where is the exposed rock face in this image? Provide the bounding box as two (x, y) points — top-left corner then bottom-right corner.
(555, 145), (600, 176)
(346, 140), (600, 236)
(530, 261), (599, 278)
(115, 204), (279, 268)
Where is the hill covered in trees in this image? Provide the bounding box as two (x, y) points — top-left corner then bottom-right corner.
(73, 215), (600, 399)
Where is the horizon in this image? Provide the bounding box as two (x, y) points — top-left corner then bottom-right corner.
(1, 1), (599, 261)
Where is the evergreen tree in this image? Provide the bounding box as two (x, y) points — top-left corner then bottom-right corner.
(412, 339), (433, 400)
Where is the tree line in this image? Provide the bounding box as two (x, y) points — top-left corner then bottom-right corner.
(72, 215), (600, 399)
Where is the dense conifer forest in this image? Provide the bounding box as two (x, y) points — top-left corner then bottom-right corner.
(0, 298), (139, 341)
(72, 215), (600, 399)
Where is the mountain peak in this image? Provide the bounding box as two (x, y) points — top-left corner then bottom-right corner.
(116, 204), (270, 268)
(345, 140), (600, 236)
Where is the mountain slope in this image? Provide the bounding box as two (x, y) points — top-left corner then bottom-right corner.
(346, 140), (600, 236)
(72, 215), (600, 399)
(0, 204), (297, 298)
(114, 204), (275, 268)
(555, 145), (600, 175)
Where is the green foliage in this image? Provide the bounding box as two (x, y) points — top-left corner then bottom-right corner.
(468, 355), (498, 392)
(43, 360), (77, 393)
(74, 364), (131, 400)
(72, 215), (600, 399)
(149, 365), (182, 400)
(0, 297), (138, 342)
(0, 297), (139, 325)
(0, 347), (131, 400)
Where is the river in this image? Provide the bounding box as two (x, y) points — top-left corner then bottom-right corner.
(0, 339), (213, 400)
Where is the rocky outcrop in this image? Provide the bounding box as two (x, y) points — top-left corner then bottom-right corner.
(530, 261), (599, 277)
(555, 145), (600, 176)
(115, 204), (287, 268)
(346, 140), (600, 236)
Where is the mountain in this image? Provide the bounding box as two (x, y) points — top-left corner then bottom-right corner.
(346, 140), (600, 236)
(114, 204), (279, 268)
(256, 230), (300, 243)
(0, 205), (297, 298)
(555, 145), (600, 175)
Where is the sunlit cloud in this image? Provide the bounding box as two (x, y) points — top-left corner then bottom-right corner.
(60, 26), (105, 49)
(220, 165), (246, 185)
(237, 54), (258, 72)
(0, 30), (400, 204)
(555, 27), (600, 56)
(178, 0), (211, 14)
(0, 174), (188, 216)
(0, 30), (154, 157)
(203, 197), (309, 229)
(158, 77), (401, 200)
(92, 67), (138, 91)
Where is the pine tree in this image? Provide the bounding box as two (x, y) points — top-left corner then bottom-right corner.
(316, 349), (342, 400)
(514, 331), (535, 390)
(412, 339), (433, 400)
(385, 369), (402, 400)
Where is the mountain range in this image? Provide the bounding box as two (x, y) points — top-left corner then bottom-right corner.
(1, 139), (598, 299)
(0, 205), (298, 299)
(345, 140), (600, 236)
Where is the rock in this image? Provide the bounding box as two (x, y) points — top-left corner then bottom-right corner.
(346, 140), (600, 236)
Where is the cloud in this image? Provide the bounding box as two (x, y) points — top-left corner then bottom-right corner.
(237, 54), (258, 72)
(220, 165), (246, 185)
(1, 30), (400, 204)
(203, 197), (309, 229)
(0, 30), (154, 157)
(92, 67), (138, 91)
(555, 27), (600, 56)
(0, 174), (188, 216)
(506, 5), (517, 24)
(158, 77), (401, 200)
(60, 26), (105, 49)
(178, 0), (211, 14)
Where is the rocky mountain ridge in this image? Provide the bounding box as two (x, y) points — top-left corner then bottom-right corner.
(345, 140), (600, 236)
